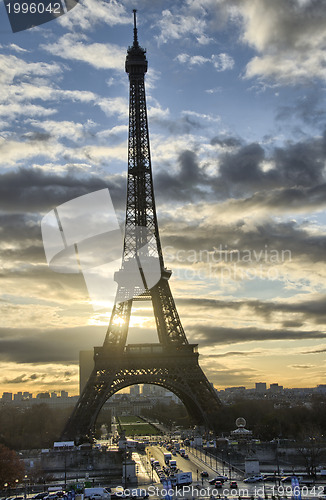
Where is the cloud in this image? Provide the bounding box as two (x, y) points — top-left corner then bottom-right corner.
(0, 54), (62, 85)
(0, 167), (125, 212)
(0, 53), (101, 121)
(0, 326), (104, 363)
(204, 350), (263, 358)
(0, 362), (80, 392)
(232, 0), (326, 84)
(301, 346), (326, 355)
(178, 296), (326, 325)
(290, 364), (315, 369)
(4, 373), (39, 384)
(8, 44), (29, 54)
(156, 9), (207, 45)
(41, 34), (126, 71)
(58, 0), (130, 31)
(175, 52), (234, 71)
(276, 89), (326, 126)
(154, 131), (326, 213)
(199, 362), (260, 387)
(187, 324), (326, 346)
(0, 102), (57, 120)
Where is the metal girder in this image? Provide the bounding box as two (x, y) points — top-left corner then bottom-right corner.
(62, 346), (222, 442)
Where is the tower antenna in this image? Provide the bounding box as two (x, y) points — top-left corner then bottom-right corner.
(133, 9), (138, 47)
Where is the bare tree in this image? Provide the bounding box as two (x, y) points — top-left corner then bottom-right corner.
(297, 428), (325, 478)
(0, 443), (25, 486)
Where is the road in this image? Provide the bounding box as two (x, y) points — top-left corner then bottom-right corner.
(135, 445), (325, 499)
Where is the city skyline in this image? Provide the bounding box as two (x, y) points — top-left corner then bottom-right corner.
(0, 0), (326, 395)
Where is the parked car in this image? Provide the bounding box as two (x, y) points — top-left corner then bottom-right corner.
(201, 471), (209, 478)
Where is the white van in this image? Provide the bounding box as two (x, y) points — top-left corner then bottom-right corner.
(84, 488), (111, 499)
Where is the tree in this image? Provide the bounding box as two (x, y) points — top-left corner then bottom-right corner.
(297, 428), (325, 477)
(0, 443), (25, 486)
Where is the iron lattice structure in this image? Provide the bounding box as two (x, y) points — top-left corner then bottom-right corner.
(62, 11), (222, 443)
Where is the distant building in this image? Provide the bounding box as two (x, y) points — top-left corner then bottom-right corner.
(142, 384), (152, 396)
(255, 382), (267, 393)
(270, 383), (283, 392)
(130, 385), (140, 396)
(79, 350), (94, 395)
(14, 392), (23, 401)
(2, 392), (12, 402)
(37, 392), (50, 399)
(225, 386), (246, 393)
(61, 390), (69, 398)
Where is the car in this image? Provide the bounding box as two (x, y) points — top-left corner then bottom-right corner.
(281, 476), (297, 483)
(201, 471), (209, 478)
(263, 474), (281, 482)
(244, 476), (263, 483)
(124, 490), (149, 499)
(183, 453), (188, 458)
(209, 476), (228, 484)
(214, 481), (223, 488)
(230, 481), (238, 489)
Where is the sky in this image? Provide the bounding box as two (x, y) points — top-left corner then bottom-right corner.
(0, 0), (326, 396)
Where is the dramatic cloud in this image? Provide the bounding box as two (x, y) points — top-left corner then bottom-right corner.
(154, 131), (326, 212)
(0, 168), (124, 212)
(178, 296), (326, 325)
(233, 0), (326, 84)
(187, 324), (326, 347)
(0, 326), (104, 363)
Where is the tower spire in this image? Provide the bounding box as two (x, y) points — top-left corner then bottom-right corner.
(133, 9), (138, 47)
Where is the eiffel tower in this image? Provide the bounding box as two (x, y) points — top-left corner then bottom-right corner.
(62, 10), (222, 443)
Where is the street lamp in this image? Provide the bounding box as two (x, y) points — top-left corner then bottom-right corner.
(15, 478), (19, 498)
(124, 441), (127, 489)
(23, 475), (28, 500)
(228, 453), (231, 482)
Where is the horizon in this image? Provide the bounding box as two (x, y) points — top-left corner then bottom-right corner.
(2, 381), (326, 399)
